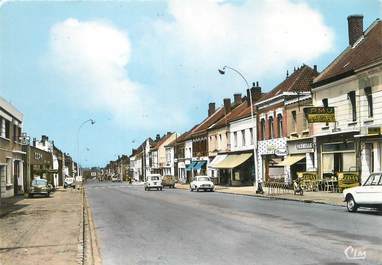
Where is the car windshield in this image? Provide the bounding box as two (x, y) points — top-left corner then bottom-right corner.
(150, 176), (159, 180)
(364, 174), (382, 186)
(197, 177), (209, 181)
(32, 179), (47, 186)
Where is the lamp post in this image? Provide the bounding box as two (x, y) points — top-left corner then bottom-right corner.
(218, 66), (261, 192)
(77, 119), (95, 177)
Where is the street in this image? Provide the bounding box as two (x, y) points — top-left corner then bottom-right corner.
(86, 181), (382, 265)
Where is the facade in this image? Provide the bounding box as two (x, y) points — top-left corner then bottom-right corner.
(256, 65), (319, 184)
(312, 16), (382, 183)
(26, 145), (54, 192)
(0, 96), (24, 198)
(282, 96), (316, 181)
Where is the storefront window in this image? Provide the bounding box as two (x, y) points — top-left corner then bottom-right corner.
(322, 141), (355, 152)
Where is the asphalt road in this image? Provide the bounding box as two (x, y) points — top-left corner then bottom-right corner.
(86, 181), (382, 265)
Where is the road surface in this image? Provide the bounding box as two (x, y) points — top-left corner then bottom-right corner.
(86, 181), (382, 265)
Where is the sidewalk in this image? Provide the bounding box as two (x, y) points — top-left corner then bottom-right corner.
(0, 188), (83, 265)
(175, 183), (345, 207)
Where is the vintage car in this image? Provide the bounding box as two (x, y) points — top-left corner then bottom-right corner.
(343, 172), (382, 212)
(144, 174), (163, 191)
(162, 175), (176, 188)
(190, 176), (214, 192)
(111, 175), (122, 182)
(64, 177), (75, 189)
(29, 178), (50, 198)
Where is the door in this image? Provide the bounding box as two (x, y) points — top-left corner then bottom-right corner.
(13, 161), (19, 195)
(334, 153), (342, 174)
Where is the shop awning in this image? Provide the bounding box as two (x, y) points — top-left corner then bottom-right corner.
(277, 155), (305, 166)
(186, 161), (198, 171)
(208, 154), (227, 168)
(213, 153), (252, 169)
(193, 161), (206, 170)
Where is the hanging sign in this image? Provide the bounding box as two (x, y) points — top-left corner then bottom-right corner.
(304, 107), (335, 123)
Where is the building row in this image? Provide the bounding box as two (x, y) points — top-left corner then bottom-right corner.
(116, 15), (382, 190)
(0, 97), (79, 198)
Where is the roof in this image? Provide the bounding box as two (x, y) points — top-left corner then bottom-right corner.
(257, 65), (318, 103)
(151, 132), (174, 150)
(209, 99), (250, 130)
(185, 107), (227, 139)
(314, 19), (382, 87)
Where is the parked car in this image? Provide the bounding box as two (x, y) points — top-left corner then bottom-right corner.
(190, 176), (214, 192)
(29, 178), (50, 198)
(144, 174), (162, 191)
(111, 175), (122, 182)
(64, 177), (75, 189)
(162, 175), (176, 188)
(343, 172), (382, 212)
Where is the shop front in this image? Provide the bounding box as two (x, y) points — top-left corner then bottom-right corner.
(212, 153), (253, 186)
(208, 154), (227, 184)
(280, 138), (315, 183)
(257, 138), (287, 183)
(357, 127), (382, 183)
(26, 146), (54, 192)
(316, 132), (360, 192)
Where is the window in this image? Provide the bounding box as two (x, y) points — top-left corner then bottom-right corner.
(291, 111), (297, 132)
(348, 91), (356, 122)
(250, 128), (254, 145)
(365, 87), (373, 118)
(260, 119), (266, 140)
(322, 98), (328, 107)
(13, 124), (17, 142)
(0, 118), (5, 138)
(241, 130), (246, 146)
(277, 114), (283, 137)
(269, 117), (274, 139)
(303, 112), (308, 130)
(234, 131), (238, 147)
(4, 119), (10, 139)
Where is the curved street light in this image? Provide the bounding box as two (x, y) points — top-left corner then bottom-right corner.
(218, 66), (261, 192)
(77, 119), (95, 176)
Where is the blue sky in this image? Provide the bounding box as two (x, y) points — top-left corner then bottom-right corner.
(0, 0), (381, 167)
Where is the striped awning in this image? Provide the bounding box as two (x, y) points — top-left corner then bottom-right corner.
(277, 155), (305, 166)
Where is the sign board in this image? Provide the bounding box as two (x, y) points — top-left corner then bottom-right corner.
(367, 127), (381, 136)
(304, 107), (335, 123)
(274, 148), (288, 157)
(296, 142), (314, 150)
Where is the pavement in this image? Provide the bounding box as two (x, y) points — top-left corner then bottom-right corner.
(86, 181), (382, 265)
(176, 183), (345, 206)
(0, 188), (83, 265)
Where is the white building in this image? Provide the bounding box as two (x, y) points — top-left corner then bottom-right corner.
(312, 16), (382, 183)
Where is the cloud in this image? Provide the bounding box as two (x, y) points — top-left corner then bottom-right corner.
(49, 18), (187, 130)
(153, 0), (334, 78)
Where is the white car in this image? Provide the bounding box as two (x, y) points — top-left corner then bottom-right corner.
(111, 175), (122, 182)
(64, 177), (75, 189)
(144, 174), (162, 191)
(343, 172), (382, 212)
(190, 176), (214, 192)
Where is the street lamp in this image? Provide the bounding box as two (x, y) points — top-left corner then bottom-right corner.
(218, 66), (262, 192)
(77, 119), (95, 176)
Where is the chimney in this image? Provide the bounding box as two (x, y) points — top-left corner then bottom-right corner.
(233, 93), (242, 105)
(41, 135), (48, 142)
(33, 138), (36, 147)
(313, 65), (318, 72)
(156, 134), (160, 141)
(347, 15), (363, 46)
(223, 98), (231, 113)
(208, 102), (215, 116)
(251, 82), (262, 102)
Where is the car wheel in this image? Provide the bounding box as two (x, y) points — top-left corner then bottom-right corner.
(46, 193), (50, 198)
(346, 195), (358, 212)
(196, 187), (199, 192)
(160, 187), (163, 191)
(190, 186), (193, 192)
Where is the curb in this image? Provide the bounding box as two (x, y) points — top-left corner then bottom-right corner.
(176, 185), (345, 208)
(83, 188), (102, 265)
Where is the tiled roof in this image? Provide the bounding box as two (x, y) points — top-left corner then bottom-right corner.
(186, 107), (227, 138)
(257, 65), (318, 103)
(151, 133), (174, 150)
(314, 19), (382, 86)
(209, 99), (250, 130)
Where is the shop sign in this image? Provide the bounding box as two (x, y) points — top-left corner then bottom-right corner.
(304, 107), (335, 123)
(367, 127), (381, 136)
(296, 142), (314, 150)
(274, 148), (288, 156)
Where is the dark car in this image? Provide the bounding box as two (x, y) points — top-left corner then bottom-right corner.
(162, 175), (176, 188)
(29, 178), (50, 198)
